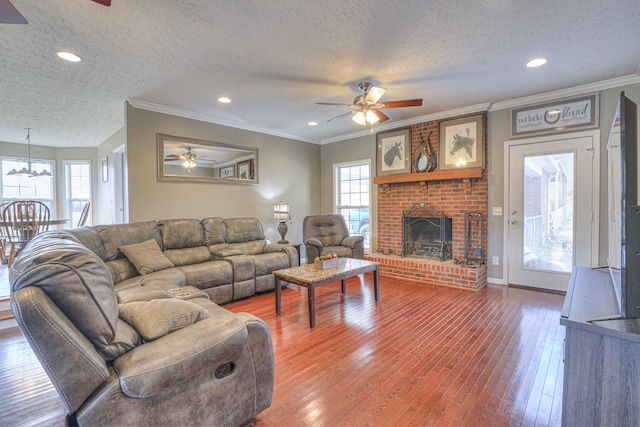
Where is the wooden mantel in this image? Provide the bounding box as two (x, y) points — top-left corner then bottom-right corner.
(373, 168), (483, 185)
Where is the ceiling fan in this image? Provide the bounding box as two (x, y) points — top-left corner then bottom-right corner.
(164, 146), (216, 170)
(315, 81), (423, 126)
(0, 0), (110, 24)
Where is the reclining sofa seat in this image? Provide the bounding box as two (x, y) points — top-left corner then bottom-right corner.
(206, 217), (297, 299)
(303, 214), (364, 262)
(9, 227), (275, 426)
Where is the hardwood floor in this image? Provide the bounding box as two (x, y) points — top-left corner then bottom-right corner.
(0, 274), (565, 426)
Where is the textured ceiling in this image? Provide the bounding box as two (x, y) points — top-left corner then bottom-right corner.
(1, 0), (639, 148)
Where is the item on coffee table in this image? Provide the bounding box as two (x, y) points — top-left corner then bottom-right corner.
(314, 253), (339, 269)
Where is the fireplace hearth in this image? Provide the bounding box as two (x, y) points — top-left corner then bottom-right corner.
(402, 203), (452, 261)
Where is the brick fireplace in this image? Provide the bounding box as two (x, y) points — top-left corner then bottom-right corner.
(365, 115), (488, 290)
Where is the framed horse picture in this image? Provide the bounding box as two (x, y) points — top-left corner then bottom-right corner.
(376, 127), (411, 176)
(438, 114), (485, 170)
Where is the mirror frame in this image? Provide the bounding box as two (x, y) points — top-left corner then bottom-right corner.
(157, 133), (259, 184)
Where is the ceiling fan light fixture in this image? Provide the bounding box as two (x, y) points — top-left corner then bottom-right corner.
(352, 111), (366, 125)
(352, 109), (380, 126)
(56, 51), (82, 62)
(366, 109), (380, 124)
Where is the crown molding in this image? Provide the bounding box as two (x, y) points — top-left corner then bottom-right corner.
(127, 99), (318, 144)
(320, 102), (493, 145)
(128, 74), (640, 146)
(489, 74), (640, 111)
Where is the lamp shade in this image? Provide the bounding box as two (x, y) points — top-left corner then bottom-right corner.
(274, 202), (290, 221)
(352, 109), (380, 126)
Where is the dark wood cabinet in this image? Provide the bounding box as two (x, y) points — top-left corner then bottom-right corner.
(561, 267), (640, 426)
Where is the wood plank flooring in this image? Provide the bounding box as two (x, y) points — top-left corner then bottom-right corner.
(0, 274), (565, 426)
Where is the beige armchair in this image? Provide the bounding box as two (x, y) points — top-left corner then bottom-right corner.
(303, 214), (364, 262)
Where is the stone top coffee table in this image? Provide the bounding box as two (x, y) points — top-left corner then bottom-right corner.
(273, 258), (380, 328)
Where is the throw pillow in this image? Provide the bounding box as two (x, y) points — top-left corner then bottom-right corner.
(118, 299), (212, 341)
(119, 239), (175, 275)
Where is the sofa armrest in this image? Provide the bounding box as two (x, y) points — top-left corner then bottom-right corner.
(341, 235), (364, 248)
(113, 316), (248, 398)
(304, 238), (323, 249)
(210, 247), (244, 258)
(264, 244), (299, 267)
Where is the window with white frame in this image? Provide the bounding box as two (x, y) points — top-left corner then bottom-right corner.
(1, 158), (55, 211)
(335, 161), (370, 250)
(65, 161), (91, 226)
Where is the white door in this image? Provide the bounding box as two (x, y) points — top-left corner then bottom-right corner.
(506, 132), (598, 292)
(113, 145), (128, 224)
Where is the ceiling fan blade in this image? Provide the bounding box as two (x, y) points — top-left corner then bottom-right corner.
(327, 111), (356, 122)
(371, 109), (389, 123)
(380, 99), (423, 108)
(0, 0), (28, 24)
(315, 102), (354, 107)
(364, 86), (387, 104)
(92, 0), (111, 6)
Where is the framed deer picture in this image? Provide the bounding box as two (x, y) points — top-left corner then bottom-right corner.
(438, 114), (485, 170)
(376, 127), (411, 176)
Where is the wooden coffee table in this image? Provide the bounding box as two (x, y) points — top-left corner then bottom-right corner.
(274, 258), (380, 328)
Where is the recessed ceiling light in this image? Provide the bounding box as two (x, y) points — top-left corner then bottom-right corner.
(308, 121), (318, 126)
(56, 51), (82, 62)
(217, 97), (232, 103)
(527, 57), (547, 68)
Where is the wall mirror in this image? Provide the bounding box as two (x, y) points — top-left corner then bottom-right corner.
(157, 133), (258, 184)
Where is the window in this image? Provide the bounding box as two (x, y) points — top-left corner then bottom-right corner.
(65, 161), (91, 226)
(1, 158), (55, 211)
(335, 161), (370, 250)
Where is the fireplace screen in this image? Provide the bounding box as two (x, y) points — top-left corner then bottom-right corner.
(402, 203), (452, 261)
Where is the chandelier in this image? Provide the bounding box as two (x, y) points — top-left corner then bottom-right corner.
(6, 128), (53, 177)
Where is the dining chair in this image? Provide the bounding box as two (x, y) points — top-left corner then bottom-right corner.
(77, 201), (90, 227)
(0, 202), (8, 264)
(2, 201), (50, 267)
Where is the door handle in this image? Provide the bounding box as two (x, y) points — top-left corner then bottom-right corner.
(510, 220), (520, 225)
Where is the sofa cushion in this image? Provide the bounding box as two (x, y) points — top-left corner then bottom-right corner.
(164, 246), (211, 267)
(228, 240), (266, 256)
(201, 217), (226, 245)
(104, 258), (139, 284)
(119, 239), (175, 275)
(178, 261), (233, 290)
(118, 299), (212, 341)
(223, 217), (265, 243)
(253, 252), (290, 276)
(97, 221), (162, 261)
(158, 219), (206, 249)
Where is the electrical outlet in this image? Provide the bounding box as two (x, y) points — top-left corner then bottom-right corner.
(492, 207), (503, 216)
(492, 256), (500, 265)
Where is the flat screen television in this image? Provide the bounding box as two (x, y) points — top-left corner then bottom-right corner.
(607, 91), (640, 318)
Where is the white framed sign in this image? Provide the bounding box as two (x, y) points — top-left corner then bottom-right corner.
(510, 92), (599, 138)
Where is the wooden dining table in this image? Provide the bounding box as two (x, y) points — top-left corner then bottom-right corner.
(0, 218), (70, 228)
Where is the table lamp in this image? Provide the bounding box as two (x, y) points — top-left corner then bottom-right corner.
(273, 202), (291, 244)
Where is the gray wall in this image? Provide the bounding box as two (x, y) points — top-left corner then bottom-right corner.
(318, 82), (640, 282)
(96, 127), (126, 225)
(486, 83), (640, 281)
(320, 133), (377, 246)
(125, 103), (320, 247)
